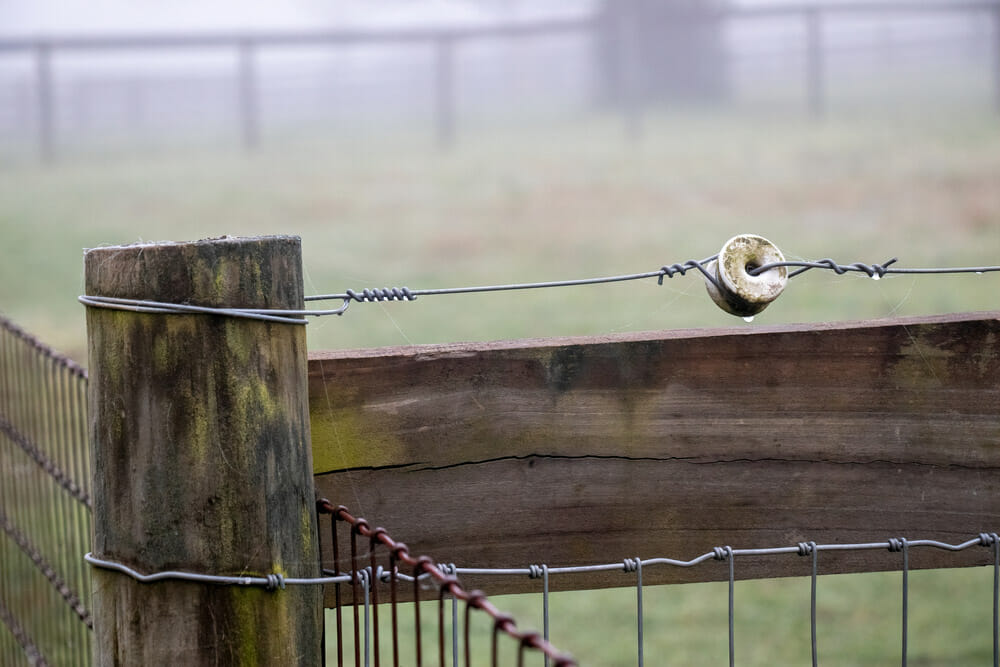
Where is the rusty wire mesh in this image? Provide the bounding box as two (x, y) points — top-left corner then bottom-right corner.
(0, 314), (92, 666)
(318, 499), (577, 667)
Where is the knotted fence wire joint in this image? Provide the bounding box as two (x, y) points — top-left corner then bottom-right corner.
(797, 541), (816, 556)
(344, 287), (417, 303)
(713, 546), (734, 561)
(658, 257), (721, 291)
(979, 533), (1000, 548)
(888, 537), (908, 552)
(528, 564), (547, 579)
(622, 557), (641, 573)
(264, 573), (285, 592)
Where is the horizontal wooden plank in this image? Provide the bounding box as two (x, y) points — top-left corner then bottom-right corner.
(310, 312), (1000, 602)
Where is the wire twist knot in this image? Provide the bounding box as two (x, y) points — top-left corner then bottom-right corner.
(622, 558), (640, 573)
(797, 541), (816, 556)
(887, 537), (908, 552)
(345, 287), (416, 303)
(264, 573), (285, 591)
(712, 546), (733, 561)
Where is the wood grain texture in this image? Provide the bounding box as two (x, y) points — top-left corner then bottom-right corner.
(86, 237), (322, 665)
(311, 312), (1000, 601)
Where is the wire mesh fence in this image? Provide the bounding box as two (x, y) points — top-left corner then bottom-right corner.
(2, 306), (999, 665)
(0, 314), (92, 666)
(318, 499), (577, 667)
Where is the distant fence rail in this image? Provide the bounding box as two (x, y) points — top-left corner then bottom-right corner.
(0, 314), (92, 666)
(1, 0), (997, 161)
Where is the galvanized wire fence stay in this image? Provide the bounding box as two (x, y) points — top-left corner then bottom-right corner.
(451, 534), (1000, 667)
(0, 314), (93, 667)
(317, 499), (577, 667)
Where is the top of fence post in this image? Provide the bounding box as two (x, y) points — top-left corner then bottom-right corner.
(83, 236), (322, 665)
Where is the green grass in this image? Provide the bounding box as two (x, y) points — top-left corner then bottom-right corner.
(1, 107), (998, 360)
(2, 105), (998, 664)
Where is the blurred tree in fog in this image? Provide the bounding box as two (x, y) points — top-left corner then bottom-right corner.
(595, 0), (731, 107)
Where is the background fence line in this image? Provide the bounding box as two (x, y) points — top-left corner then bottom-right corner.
(0, 314), (92, 666)
(1, 0), (998, 161)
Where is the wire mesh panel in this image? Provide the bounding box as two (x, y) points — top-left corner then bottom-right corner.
(0, 314), (92, 666)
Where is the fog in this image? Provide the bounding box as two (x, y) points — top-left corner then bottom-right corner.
(0, 0), (995, 158)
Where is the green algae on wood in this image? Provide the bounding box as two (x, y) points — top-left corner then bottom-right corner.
(85, 237), (322, 665)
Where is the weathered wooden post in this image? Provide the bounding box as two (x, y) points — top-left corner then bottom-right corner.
(237, 39), (259, 151)
(35, 41), (54, 162)
(433, 34), (456, 150)
(84, 236), (322, 665)
(805, 8), (826, 118)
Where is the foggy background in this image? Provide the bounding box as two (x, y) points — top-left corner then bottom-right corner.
(1, 0), (997, 160)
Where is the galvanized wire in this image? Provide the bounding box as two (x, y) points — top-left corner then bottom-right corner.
(399, 532), (998, 666)
(79, 253), (1000, 321)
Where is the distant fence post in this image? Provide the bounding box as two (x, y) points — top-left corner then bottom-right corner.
(434, 34), (456, 150)
(805, 8), (825, 118)
(993, 4), (1000, 113)
(34, 41), (54, 162)
(84, 236), (322, 665)
(237, 39), (259, 151)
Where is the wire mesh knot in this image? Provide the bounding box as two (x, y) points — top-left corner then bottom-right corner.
(979, 532), (1000, 547)
(264, 573), (285, 591)
(437, 562), (458, 576)
(888, 537), (908, 552)
(527, 564), (548, 579)
(622, 558), (640, 573)
(344, 287), (416, 303)
(712, 546), (733, 561)
(797, 541), (816, 556)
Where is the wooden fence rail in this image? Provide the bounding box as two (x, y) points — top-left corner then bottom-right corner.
(310, 311), (1000, 601)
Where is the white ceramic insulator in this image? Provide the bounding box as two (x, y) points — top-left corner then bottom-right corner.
(704, 234), (788, 317)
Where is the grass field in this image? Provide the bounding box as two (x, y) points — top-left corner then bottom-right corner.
(1, 104), (998, 664)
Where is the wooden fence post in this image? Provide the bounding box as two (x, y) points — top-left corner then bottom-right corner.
(805, 8), (825, 118)
(238, 39), (259, 151)
(35, 41), (54, 162)
(84, 236), (322, 665)
(434, 35), (456, 150)
(993, 4), (1000, 114)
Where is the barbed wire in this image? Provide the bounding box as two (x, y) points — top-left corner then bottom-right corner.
(79, 253), (1000, 323)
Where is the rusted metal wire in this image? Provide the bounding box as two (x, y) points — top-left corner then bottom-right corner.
(0, 598), (48, 667)
(317, 498), (578, 667)
(0, 509), (92, 628)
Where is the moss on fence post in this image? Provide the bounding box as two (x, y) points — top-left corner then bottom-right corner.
(84, 236), (322, 665)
